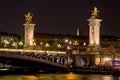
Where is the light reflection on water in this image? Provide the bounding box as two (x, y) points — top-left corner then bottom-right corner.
(0, 73), (118, 80)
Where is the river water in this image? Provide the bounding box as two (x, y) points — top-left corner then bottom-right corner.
(0, 73), (119, 80)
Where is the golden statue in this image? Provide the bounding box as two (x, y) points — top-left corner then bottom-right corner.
(25, 12), (33, 24)
(91, 7), (99, 19)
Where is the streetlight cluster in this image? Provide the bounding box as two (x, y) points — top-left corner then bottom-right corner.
(0, 39), (23, 49)
(0, 37), (88, 52)
(34, 38), (88, 52)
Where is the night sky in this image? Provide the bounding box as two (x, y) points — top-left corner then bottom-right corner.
(0, 0), (120, 36)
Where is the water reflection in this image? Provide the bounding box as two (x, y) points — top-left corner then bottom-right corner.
(102, 75), (113, 80)
(0, 73), (118, 80)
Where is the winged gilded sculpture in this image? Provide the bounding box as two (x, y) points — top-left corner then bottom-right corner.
(25, 12), (33, 24)
(91, 7), (99, 19)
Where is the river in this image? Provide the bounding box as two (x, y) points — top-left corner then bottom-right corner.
(0, 73), (119, 80)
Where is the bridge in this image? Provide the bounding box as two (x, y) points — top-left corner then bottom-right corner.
(0, 48), (120, 73)
(0, 49), (68, 72)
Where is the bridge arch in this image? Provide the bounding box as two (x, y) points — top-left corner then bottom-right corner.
(0, 50), (67, 72)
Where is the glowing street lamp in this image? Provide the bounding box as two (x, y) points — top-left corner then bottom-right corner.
(3, 40), (10, 48)
(65, 39), (68, 43)
(19, 41), (23, 46)
(67, 46), (71, 50)
(83, 42), (86, 46)
(57, 44), (61, 48)
(45, 43), (50, 47)
(12, 42), (17, 48)
(40, 42), (43, 45)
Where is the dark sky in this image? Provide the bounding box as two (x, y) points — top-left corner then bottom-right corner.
(0, 0), (120, 36)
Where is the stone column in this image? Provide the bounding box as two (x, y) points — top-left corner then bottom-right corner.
(88, 18), (102, 47)
(87, 7), (102, 65)
(87, 7), (102, 52)
(23, 23), (36, 49)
